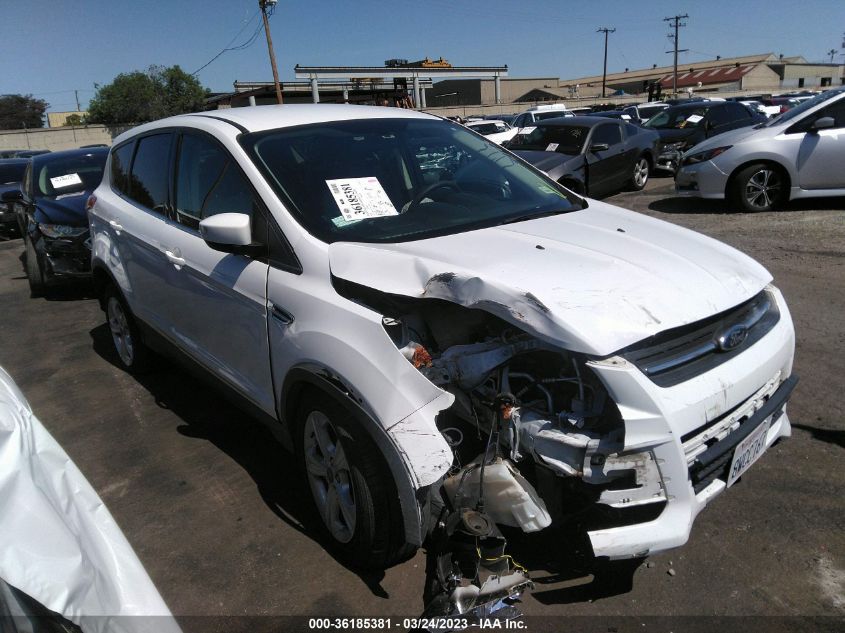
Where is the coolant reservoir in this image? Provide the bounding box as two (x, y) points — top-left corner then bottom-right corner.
(443, 457), (552, 532)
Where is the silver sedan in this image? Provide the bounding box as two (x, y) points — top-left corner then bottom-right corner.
(675, 87), (845, 211)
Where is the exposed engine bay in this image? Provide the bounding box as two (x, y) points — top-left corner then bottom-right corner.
(337, 280), (669, 620)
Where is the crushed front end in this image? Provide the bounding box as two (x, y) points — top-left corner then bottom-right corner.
(376, 282), (795, 562)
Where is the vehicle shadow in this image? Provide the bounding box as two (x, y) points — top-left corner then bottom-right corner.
(496, 525), (644, 605)
(88, 323), (393, 600)
(649, 195), (845, 215)
(648, 197), (735, 215)
(791, 423), (845, 450)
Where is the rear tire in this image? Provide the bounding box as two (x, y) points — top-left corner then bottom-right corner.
(296, 391), (415, 569)
(730, 163), (786, 212)
(629, 155), (650, 191)
(103, 283), (152, 373)
(24, 236), (45, 298)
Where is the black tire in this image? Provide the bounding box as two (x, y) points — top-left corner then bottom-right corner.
(629, 154), (650, 191)
(24, 236), (45, 298)
(103, 283), (152, 373)
(296, 391), (415, 569)
(730, 163), (787, 212)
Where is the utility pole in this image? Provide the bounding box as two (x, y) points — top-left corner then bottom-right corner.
(829, 48), (837, 63)
(74, 90), (81, 112)
(259, 0), (283, 104)
(597, 27), (616, 99)
(663, 14), (688, 97)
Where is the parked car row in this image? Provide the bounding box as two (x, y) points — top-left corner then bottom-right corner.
(675, 86), (845, 210)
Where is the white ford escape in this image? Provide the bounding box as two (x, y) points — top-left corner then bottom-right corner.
(88, 105), (796, 569)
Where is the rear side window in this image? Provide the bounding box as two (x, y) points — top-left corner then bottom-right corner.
(707, 106), (733, 126)
(175, 133), (257, 229)
(110, 143), (134, 196)
(592, 123), (622, 146)
(128, 134), (172, 213)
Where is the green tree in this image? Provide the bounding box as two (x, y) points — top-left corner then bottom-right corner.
(64, 113), (85, 126)
(87, 65), (207, 125)
(0, 94), (48, 129)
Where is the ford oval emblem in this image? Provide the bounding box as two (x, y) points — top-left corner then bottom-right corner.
(717, 325), (749, 351)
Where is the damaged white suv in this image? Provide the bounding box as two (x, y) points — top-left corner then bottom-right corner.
(88, 105), (796, 572)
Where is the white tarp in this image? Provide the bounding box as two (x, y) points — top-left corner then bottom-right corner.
(0, 367), (181, 633)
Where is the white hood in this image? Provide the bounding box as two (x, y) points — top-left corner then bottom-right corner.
(329, 201), (771, 355)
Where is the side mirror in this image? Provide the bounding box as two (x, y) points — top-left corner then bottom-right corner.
(199, 212), (261, 255)
(589, 143), (610, 152)
(1, 189), (23, 203)
(810, 116), (835, 132)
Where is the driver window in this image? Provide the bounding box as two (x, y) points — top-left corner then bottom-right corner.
(175, 133), (257, 230)
(814, 100), (845, 129)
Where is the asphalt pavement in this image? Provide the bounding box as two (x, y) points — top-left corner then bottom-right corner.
(0, 175), (842, 630)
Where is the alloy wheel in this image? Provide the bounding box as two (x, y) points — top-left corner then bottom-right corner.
(744, 168), (782, 210)
(634, 157), (649, 188)
(303, 411), (356, 543)
(107, 296), (135, 367)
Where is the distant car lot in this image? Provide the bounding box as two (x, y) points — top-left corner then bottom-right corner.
(0, 174), (841, 626)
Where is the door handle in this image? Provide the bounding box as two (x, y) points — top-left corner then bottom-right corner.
(109, 219), (123, 233)
(164, 249), (186, 267)
(269, 303), (294, 325)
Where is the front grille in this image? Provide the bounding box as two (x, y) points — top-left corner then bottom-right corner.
(620, 290), (780, 387)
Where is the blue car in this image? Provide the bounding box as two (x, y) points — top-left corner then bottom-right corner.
(1, 147), (107, 296)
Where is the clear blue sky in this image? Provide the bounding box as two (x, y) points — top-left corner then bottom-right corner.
(2, 0), (843, 112)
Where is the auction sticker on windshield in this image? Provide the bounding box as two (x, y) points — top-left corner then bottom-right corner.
(727, 418), (771, 487)
(50, 173), (83, 189)
(326, 177), (398, 222)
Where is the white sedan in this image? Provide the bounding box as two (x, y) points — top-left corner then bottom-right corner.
(466, 119), (518, 144)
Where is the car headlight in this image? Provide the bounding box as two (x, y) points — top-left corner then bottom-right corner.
(681, 145), (733, 166)
(39, 224), (88, 239)
(661, 141), (686, 152)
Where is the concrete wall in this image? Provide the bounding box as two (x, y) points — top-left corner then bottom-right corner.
(0, 124), (134, 152)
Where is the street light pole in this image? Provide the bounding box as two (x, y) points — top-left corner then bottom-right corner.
(259, 0), (283, 104)
(597, 27), (616, 99)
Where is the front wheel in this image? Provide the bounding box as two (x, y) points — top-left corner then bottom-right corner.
(730, 164), (786, 212)
(24, 236), (45, 298)
(629, 155), (650, 191)
(297, 393), (414, 569)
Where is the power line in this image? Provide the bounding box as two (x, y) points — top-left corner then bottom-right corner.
(190, 10), (263, 76)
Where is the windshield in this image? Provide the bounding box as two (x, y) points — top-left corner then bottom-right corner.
(0, 162), (26, 184)
(34, 152), (107, 198)
(764, 89), (843, 127)
(645, 107), (707, 129)
(638, 105), (667, 120)
(241, 118), (580, 244)
(503, 125), (590, 153)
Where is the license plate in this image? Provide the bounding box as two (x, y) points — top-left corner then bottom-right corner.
(727, 418), (771, 487)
